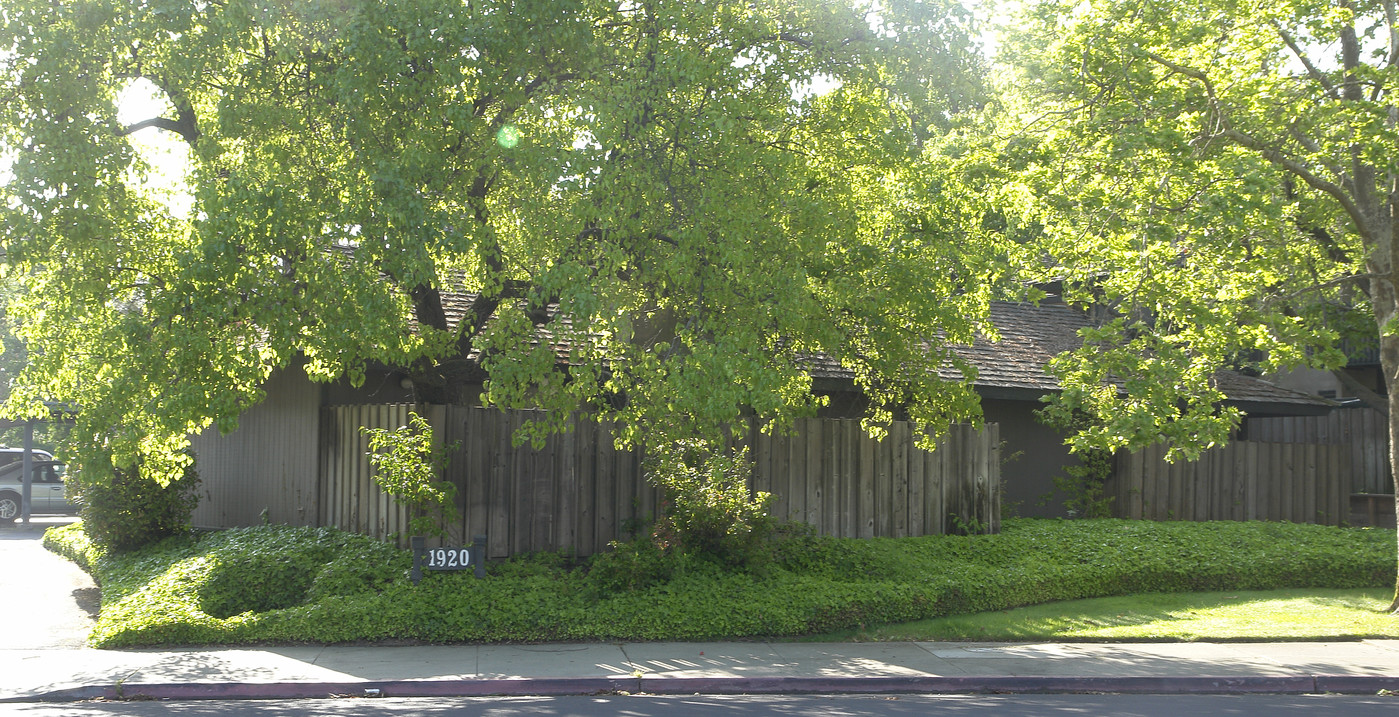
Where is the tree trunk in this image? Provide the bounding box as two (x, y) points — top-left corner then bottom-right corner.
(1378, 306), (1399, 613)
(1391, 405), (1399, 606)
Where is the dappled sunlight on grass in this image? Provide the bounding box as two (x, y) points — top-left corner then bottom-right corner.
(835, 589), (1399, 642)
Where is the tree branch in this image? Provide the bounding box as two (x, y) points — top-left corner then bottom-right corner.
(1379, 0), (1399, 101)
(1270, 272), (1381, 303)
(1223, 127), (1372, 243)
(1142, 50), (1218, 99)
(1140, 51), (1372, 245)
(1388, 0), (1399, 68)
(730, 30), (818, 56)
(1280, 122), (1350, 181)
(1340, 2), (1364, 102)
(110, 72), (201, 145)
(116, 116), (197, 144)
(1273, 23), (1340, 101)
(1332, 366), (1390, 416)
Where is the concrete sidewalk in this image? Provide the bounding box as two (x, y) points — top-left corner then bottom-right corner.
(5, 639), (1399, 702)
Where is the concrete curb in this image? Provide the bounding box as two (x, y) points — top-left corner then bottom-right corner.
(11, 674), (1399, 703)
(1315, 675), (1399, 694)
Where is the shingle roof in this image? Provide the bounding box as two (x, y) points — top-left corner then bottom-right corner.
(439, 291), (580, 364)
(952, 301), (1089, 392)
(804, 301), (1328, 409)
(982, 303), (1333, 408)
(434, 292), (1329, 410)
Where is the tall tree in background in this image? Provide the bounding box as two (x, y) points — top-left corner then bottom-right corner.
(1000, 0), (1399, 609)
(0, 2), (1004, 483)
(0, 281), (66, 450)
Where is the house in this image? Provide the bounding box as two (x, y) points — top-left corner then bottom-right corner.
(800, 301), (1334, 518)
(188, 298), (1337, 538)
(1266, 336), (1384, 403)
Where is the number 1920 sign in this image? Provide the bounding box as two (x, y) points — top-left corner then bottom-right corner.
(410, 535), (487, 584)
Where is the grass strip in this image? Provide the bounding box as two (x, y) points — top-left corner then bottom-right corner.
(804, 588), (1399, 642)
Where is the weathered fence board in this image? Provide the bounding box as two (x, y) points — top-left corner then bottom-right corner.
(1110, 441), (1350, 526)
(317, 406), (1000, 554)
(1246, 406), (1389, 495)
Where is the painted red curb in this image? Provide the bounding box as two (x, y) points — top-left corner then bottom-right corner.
(636, 675), (1321, 695)
(13, 674), (1398, 703)
(1314, 675), (1399, 694)
(75, 678), (636, 702)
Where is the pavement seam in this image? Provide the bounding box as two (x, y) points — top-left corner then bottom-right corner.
(617, 642), (644, 680)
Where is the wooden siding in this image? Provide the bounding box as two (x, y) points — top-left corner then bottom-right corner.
(318, 405), (1001, 555)
(1245, 406), (1390, 495)
(1110, 441), (1350, 525)
(189, 367), (321, 528)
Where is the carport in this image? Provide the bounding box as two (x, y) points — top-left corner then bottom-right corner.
(0, 403), (75, 525)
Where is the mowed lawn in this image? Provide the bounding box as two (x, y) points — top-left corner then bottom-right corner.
(809, 588), (1399, 642)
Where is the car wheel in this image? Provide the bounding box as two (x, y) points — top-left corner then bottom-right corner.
(0, 492), (19, 523)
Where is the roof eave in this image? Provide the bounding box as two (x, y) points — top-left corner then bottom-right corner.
(1224, 399), (1336, 417)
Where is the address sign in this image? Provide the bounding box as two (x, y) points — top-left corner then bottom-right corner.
(410, 534), (487, 584)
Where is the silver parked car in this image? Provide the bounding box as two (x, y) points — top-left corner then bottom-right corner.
(0, 460), (75, 522)
(0, 447), (54, 469)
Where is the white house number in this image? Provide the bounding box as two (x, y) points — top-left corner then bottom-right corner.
(425, 548), (472, 569)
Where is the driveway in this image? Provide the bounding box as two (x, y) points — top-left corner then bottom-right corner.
(0, 517), (97, 649)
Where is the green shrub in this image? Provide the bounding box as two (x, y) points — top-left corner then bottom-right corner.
(583, 532), (676, 594)
(362, 412), (459, 539)
(1050, 448), (1115, 518)
(306, 539), (410, 601)
(194, 527), (413, 618)
(1035, 407), (1116, 518)
(644, 440), (774, 566)
(70, 451), (201, 551)
(44, 518), (1396, 648)
(200, 554), (319, 619)
(583, 441), (781, 594)
(42, 520), (103, 573)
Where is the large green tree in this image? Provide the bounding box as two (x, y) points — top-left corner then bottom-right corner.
(0, 1), (1004, 482)
(998, 0), (1399, 609)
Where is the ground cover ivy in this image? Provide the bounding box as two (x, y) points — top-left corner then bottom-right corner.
(43, 518), (1395, 648)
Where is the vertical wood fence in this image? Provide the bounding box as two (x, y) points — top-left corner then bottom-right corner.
(319, 403), (424, 542)
(317, 405), (1001, 555)
(752, 418), (1000, 542)
(1110, 441), (1351, 525)
(1244, 406), (1390, 495)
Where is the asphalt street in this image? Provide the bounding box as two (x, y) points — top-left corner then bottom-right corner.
(6, 694), (1399, 717)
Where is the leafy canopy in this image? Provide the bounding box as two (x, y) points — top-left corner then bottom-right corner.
(0, 0), (1005, 479)
(990, 0), (1393, 459)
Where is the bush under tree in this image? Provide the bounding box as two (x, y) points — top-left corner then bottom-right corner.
(362, 412), (459, 540)
(71, 452), (200, 551)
